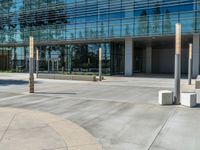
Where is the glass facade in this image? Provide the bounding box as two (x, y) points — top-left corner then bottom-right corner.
(0, 0), (198, 43)
(0, 0), (198, 74)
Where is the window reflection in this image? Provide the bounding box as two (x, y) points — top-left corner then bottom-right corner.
(0, 0), (197, 44)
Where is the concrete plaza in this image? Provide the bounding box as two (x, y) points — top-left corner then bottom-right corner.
(0, 107), (102, 150)
(0, 73), (200, 150)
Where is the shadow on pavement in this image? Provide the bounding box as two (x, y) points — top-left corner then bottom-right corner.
(111, 73), (188, 79)
(133, 73), (188, 79)
(0, 79), (28, 86)
(194, 103), (200, 108)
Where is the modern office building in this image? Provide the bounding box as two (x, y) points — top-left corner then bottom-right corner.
(0, 0), (199, 77)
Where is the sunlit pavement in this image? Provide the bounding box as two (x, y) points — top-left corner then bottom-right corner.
(0, 73), (200, 150)
(0, 107), (102, 150)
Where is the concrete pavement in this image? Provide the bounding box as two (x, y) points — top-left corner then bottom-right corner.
(0, 107), (102, 150)
(0, 73), (200, 150)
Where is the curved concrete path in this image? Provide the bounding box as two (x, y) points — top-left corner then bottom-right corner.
(0, 107), (102, 150)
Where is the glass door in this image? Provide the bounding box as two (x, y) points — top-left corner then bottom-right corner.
(0, 47), (10, 71)
(134, 48), (144, 73)
(111, 43), (125, 75)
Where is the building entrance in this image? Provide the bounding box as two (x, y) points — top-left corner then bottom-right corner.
(134, 48), (145, 73)
(48, 58), (60, 72)
(111, 43), (125, 75)
(0, 48), (11, 71)
(0, 55), (9, 71)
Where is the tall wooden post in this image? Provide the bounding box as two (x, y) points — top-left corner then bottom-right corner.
(29, 36), (34, 93)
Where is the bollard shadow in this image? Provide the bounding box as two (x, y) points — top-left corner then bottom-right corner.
(109, 73), (189, 79)
(35, 92), (77, 95)
(132, 73), (189, 79)
(0, 79), (28, 86)
(194, 103), (200, 108)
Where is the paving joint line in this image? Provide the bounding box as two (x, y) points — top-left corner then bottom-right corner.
(42, 146), (68, 150)
(68, 143), (101, 148)
(0, 113), (17, 143)
(147, 108), (177, 150)
(48, 125), (69, 150)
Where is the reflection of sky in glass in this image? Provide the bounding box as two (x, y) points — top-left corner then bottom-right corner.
(0, 0), (197, 44)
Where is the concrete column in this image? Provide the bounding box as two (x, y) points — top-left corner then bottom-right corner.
(192, 34), (200, 78)
(146, 42), (152, 73)
(125, 38), (133, 76)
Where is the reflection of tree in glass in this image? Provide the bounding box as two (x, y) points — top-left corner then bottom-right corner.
(110, 25), (114, 37)
(40, 46), (46, 60)
(67, 45), (73, 73)
(138, 10), (148, 35)
(71, 33), (74, 39)
(57, 24), (65, 40)
(85, 27), (89, 39)
(59, 45), (65, 70)
(13, 47), (17, 69)
(0, 0), (16, 43)
(0, 0), (18, 69)
(163, 9), (171, 34)
(79, 31), (83, 39)
(100, 22), (105, 37)
(73, 45), (87, 69)
(152, 3), (161, 34)
(102, 44), (109, 74)
(87, 44), (98, 70)
(38, 46), (47, 70)
(18, 0), (67, 42)
(90, 29), (94, 38)
(125, 24), (130, 36)
(195, 1), (200, 31)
